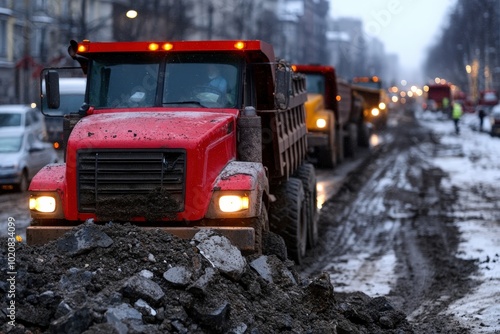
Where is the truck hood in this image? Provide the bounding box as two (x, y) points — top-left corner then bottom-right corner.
(68, 111), (236, 149)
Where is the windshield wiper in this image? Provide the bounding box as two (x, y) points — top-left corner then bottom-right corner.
(162, 101), (207, 108)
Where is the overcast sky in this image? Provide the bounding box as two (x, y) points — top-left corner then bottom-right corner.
(330, 0), (457, 83)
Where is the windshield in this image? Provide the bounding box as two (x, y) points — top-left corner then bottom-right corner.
(88, 53), (241, 109)
(305, 74), (325, 94)
(0, 113), (22, 127)
(0, 135), (22, 153)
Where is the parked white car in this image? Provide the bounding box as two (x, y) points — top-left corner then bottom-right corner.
(0, 104), (47, 141)
(0, 128), (58, 191)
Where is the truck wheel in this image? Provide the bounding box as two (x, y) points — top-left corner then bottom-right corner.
(317, 147), (336, 169)
(358, 122), (371, 147)
(294, 163), (318, 249)
(335, 125), (345, 164)
(344, 123), (358, 158)
(269, 177), (307, 265)
(317, 123), (337, 168)
(252, 204), (270, 255)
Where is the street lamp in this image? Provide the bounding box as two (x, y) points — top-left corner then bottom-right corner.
(126, 10), (138, 19)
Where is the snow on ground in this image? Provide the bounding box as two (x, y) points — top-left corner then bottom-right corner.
(416, 109), (500, 333)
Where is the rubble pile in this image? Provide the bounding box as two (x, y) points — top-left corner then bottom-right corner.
(1, 222), (413, 333)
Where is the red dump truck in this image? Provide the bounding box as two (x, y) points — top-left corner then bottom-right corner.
(426, 83), (452, 112)
(293, 64), (369, 168)
(27, 39), (317, 264)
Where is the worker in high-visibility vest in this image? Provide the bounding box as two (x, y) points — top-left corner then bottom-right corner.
(452, 101), (463, 134)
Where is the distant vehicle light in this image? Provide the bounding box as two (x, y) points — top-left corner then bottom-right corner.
(53, 142), (60, 149)
(316, 118), (327, 129)
(29, 196), (56, 213)
(379, 102), (386, 110)
(219, 195), (249, 213)
(336, 95), (341, 102)
(371, 108), (380, 117)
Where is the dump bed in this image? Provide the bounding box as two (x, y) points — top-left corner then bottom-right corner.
(260, 63), (308, 183)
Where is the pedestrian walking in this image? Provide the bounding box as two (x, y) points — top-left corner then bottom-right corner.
(478, 108), (486, 132)
(452, 101), (463, 134)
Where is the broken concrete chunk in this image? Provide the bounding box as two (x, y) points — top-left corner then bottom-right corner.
(139, 269), (154, 279)
(191, 300), (230, 329)
(163, 266), (192, 287)
(134, 298), (157, 317)
(49, 307), (92, 334)
(56, 224), (113, 256)
(105, 303), (143, 334)
(250, 255), (297, 286)
(187, 267), (217, 296)
(59, 268), (93, 290)
(121, 275), (165, 306)
(194, 232), (246, 281)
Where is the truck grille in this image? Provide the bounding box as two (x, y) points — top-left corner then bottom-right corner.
(77, 149), (186, 218)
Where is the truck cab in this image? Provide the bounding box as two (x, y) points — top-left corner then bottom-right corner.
(28, 40), (315, 264)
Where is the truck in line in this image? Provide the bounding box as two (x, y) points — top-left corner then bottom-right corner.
(292, 65), (371, 168)
(27, 39), (317, 265)
(425, 83), (452, 113)
(351, 76), (388, 131)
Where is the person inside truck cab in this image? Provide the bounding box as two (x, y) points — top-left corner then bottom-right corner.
(207, 64), (227, 95)
(190, 64), (228, 106)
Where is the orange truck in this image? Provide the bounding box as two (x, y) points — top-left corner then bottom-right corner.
(27, 40), (317, 264)
(293, 64), (369, 168)
(351, 76), (388, 130)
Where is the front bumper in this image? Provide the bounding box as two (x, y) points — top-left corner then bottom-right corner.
(307, 132), (329, 148)
(26, 225), (256, 251)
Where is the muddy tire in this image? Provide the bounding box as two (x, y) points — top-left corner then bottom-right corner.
(317, 146), (336, 169)
(270, 177), (307, 265)
(335, 125), (345, 164)
(344, 123), (358, 158)
(252, 204), (270, 255)
(294, 163), (318, 249)
(358, 122), (371, 147)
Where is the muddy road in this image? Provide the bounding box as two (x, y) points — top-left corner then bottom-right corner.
(299, 107), (500, 333)
(1, 106), (499, 333)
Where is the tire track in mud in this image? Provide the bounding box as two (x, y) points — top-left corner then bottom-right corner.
(299, 109), (479, 333)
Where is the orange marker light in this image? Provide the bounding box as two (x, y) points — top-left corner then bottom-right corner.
(77, 44), (88, 52)
(234, 41), (245, 50)
(162, 43), (173, 51)
(148, 43), (159, 51)
(336, 95), (342, 101)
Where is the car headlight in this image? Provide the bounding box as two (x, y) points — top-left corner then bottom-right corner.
(29, 195), (56, 213)
(316, 118), (327, 129)
(371, 108), (380, 117)
(219, 195), (249, 213)
(379, 102), (386, 110)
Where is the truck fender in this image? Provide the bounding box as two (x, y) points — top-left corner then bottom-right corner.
(205, 161), (268, 219)
(29, 163), (66, 220)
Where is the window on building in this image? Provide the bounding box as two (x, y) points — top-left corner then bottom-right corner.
(0, 19), (6, 58)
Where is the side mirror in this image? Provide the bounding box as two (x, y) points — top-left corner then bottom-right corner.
(45, 70), (61, 109)
(275, 60), (291, 110)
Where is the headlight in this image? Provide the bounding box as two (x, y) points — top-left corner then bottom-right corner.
(29, 196), (56, 213)
(379, 102), (386, 110)
(371, 108), (380, 117)
(219, 195), (249, 213)
(316, 118), (327, 129)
